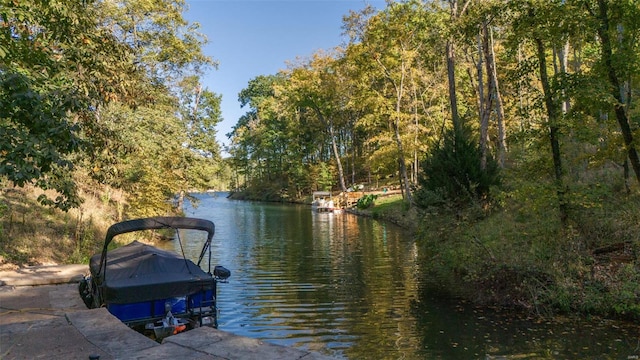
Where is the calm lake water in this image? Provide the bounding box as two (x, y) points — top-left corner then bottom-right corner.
(160, 192), (640, 359)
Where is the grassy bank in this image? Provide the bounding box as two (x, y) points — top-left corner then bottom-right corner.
(359, 178), (640, 320)
(0, 183), (117, 268)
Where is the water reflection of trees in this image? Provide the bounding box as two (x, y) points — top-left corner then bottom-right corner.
(309, 213), (424, 359)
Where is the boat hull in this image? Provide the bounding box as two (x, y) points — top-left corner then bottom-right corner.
(106, 288), (215, 325)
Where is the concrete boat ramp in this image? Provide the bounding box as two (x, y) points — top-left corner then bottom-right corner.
(0, 265), (335, 359)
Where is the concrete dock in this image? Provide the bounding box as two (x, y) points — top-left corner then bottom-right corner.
(0, 265), (335, 360)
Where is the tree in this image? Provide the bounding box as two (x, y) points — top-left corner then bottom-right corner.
(283, 51), (349, 192)
(588, 0), (640, 184)
(230, 74), (295, 191)
(85, 0), (220, 215)
(348, 1), (436, 204)
(462, 0), (508, 169)
(443, 0), (472, 133)
(505, 0), (582, 224)
(97, 0), (214, 89)
(175, 78), (224, 206)
(415, 123), (500, 207)
(0, 0), (132, 210)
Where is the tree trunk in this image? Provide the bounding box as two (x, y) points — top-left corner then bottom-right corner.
(617, 24), (631, 188)
(596, 0), (640, 183)
(479, 24), (494, 171)
(476, 31), (487, 170)
(446, 39), (460, 133)
(488, 26), (506, 168)
(412, 79), (420, 184)
(446, 0), (470, 133)
(557, 41), (571, 113)
(393, 66), (413, 204)
(374, 52), (413, 204)
(535, 37), (568, 225)
(393, 117), (412, 204)
(314, 108), (348, 192)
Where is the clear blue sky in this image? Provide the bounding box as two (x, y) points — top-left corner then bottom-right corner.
(184, 0), (385, 151)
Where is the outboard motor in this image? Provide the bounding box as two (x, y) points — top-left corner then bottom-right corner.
(214, 265), (231, 282)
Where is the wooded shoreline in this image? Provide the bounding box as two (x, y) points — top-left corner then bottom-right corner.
(3, 184), (640, 327)
(227, 187), (640, 323)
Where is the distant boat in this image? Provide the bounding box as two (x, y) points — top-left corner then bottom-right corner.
(311, 191), (340, 213)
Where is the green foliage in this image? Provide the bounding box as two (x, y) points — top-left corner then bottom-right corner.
(315, 162), (334, 192)
(356, 194), (378, 209)
(415, 124), (500, 208)
(98, 0), (215, 85)
(88, 97), (222, 216)
(229, 74), (296, 192)
(0, 0), (125, 210)
(85, 0), (221, 215)
(0, 70), (82, 210)
(609, 265), (640, 317)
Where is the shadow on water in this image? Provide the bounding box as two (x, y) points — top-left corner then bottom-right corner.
(160, 192), (640, 359)
(411, 292), (640, 359)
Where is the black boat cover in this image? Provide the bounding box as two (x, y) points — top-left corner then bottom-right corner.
(89, 240), (214, 304)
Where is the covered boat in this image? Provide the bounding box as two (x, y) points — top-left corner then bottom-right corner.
(79, 217), (230, 340)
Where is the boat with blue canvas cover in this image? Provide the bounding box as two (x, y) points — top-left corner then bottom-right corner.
(78, 217), (230, 340)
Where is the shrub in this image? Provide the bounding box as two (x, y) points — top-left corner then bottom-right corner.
(356, 194), (377, 209)
(415, 124), (500, 208)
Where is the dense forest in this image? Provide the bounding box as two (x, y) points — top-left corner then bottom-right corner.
(230, 0), (639, 215)
(2, 0), (640, 318)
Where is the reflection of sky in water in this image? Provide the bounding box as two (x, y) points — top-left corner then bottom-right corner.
(158, 192), (640, 360)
